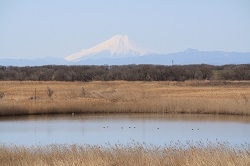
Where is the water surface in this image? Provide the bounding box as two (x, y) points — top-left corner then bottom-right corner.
(0, 114), (249, 146)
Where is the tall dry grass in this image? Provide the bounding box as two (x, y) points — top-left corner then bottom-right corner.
(0, 142), (249, 166)
(0, 81), (249, 116)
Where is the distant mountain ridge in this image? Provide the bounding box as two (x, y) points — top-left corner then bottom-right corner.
(72, 49), (250, 66)
(0, 49), (249, 66)
(63, 35), (250, 65)
(0, 35), (250, 66)
(0, 57), (70, 67)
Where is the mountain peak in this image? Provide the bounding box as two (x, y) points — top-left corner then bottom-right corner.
(110, 34), (129, 41)
(65, 35), (153, 62)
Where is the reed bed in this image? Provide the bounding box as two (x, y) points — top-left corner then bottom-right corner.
(0, 142), (249, 166)
(0, 81), (249, 116)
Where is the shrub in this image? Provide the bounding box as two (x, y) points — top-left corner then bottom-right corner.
(0, 91), (4, 98)
(80, 87), (86, 97)
(47, 87), (54, 98)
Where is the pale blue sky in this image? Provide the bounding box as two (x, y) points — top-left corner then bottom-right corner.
(0, 0), (250, 59)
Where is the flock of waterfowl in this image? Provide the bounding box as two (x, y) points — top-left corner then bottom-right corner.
(102, 126), (158, 129)
(102, 126), (199, 130)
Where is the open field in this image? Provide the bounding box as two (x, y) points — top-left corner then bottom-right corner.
(1, 142), (249, 166)
(0, 81), (249, 116)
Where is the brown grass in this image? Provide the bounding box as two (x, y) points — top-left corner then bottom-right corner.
(0, 80), (250, 116)
(0, 142), (249, 166)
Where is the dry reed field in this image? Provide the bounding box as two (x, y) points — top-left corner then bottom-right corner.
(0, 142), (249, 166)
(1, 81), (250, 166)
(0, 80), (249, 116)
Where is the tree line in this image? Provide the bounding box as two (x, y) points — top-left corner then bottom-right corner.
(0, 64), (249, 81)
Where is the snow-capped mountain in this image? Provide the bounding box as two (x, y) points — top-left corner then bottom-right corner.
(1, 35), (250, 66)
(64, 35), (154, 62)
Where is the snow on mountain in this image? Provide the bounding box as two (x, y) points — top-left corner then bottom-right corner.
(64, 35), (153, 62)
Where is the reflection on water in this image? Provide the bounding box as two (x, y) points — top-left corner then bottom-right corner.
(0, 114), (249, 146)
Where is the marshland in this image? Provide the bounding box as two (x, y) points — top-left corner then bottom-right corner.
(0, 64), (250, 165)
(0, 80), (249, 116)
(0, 80), (250, 165)
(2, 0), (250, 164)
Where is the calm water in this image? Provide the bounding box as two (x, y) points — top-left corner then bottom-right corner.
(0, 114), (250, 146)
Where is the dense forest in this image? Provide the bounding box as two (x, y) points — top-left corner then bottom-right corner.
(0, 64), (249, 81)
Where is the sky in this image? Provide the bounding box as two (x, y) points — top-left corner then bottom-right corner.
(0, 0), (250, 59)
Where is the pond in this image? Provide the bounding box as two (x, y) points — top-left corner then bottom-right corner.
(0, 114), (250, 146)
